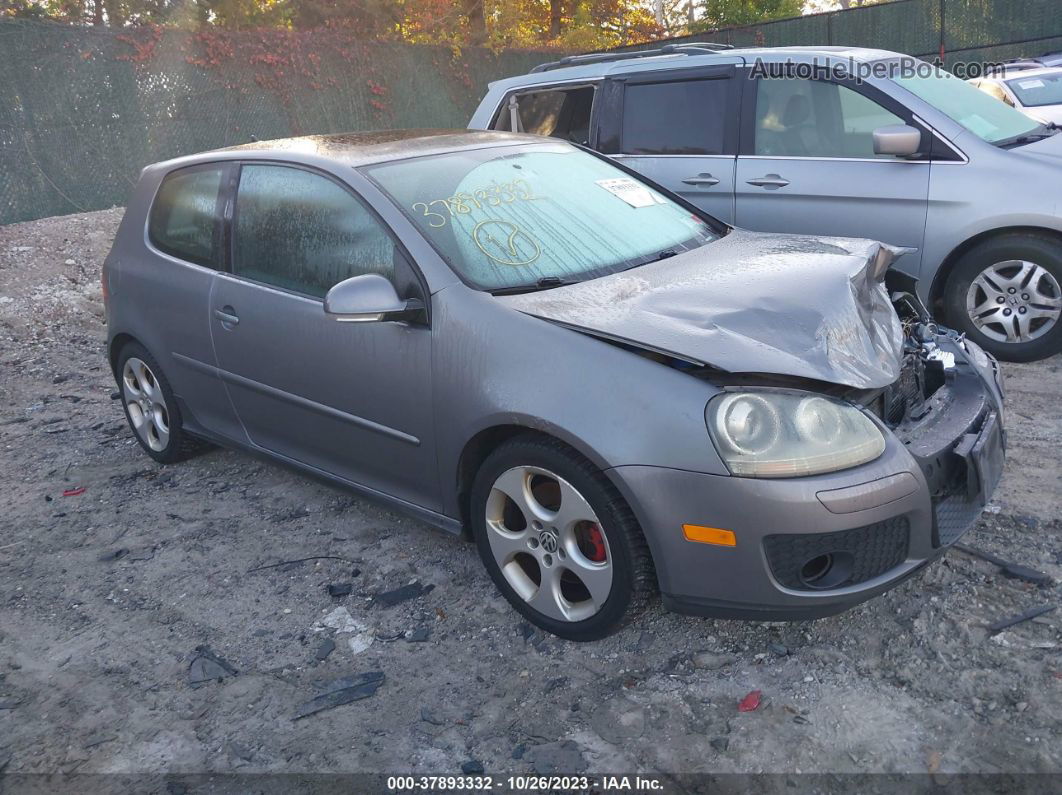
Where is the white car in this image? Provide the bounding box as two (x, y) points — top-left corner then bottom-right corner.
(970, 67), (1062, 126)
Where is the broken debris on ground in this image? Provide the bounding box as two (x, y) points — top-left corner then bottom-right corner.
(292, 671), (385, 720)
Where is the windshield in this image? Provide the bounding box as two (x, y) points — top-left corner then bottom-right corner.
(364, 144), (719, 291)
(893, 66), (1041, 144)
(1006, 73), (1062, 108)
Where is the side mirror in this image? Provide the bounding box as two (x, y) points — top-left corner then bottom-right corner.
(873, 124), (923, 157)
(324, 274), (424, 323)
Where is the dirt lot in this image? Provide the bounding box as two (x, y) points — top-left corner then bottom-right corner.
(1, 209), (1060, 783)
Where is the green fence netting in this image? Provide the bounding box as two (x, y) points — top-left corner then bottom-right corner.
(0, 21), (557, 224)
(3, 0), (1062, 225)
(621, 0), (1059, 64)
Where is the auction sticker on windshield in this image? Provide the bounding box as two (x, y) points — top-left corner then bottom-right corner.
(595, 178), (665, 208)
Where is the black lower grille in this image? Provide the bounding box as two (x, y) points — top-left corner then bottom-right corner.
(934, 492), (984, 547)
(764, 518), (910, 591)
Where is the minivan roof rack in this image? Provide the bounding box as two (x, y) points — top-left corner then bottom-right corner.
(530, 42), (735, 74)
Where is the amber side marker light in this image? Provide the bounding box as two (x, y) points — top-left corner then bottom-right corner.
(682, 524), (736, 547)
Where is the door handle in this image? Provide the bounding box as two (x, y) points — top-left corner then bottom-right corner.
(214, 306), (239, 327)
(681, 173), (720, 187)
(746, 174), (790, 189)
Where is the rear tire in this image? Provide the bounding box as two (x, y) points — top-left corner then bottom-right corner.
(470, 434), (654, 641)
(116, 342), (208, 464)
(943, 233), (1062, 362)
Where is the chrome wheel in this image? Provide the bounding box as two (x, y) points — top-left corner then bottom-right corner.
(484, 466), (612, 623)
(966, 260), (1061, 344)
(122, 357), (170, 452)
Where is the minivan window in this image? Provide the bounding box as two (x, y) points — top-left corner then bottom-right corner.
(893, 66), (1041, 144)
(493, 86), (595, 144)
(365, 144), (718, 291)
(232, 165), (395, 298)
(754, 79), (903, 158)
(622, 79), (728, 155)
(1006, 73), (1062, 108)
(148, 166), (224, 267)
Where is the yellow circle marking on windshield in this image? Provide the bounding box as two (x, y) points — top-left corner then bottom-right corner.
(472, 220), (541, 267)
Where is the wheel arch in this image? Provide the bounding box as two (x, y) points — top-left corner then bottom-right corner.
(928, 225), (1062, 315)
(108, 332), (140, 379)
(454, 423), (610, 538)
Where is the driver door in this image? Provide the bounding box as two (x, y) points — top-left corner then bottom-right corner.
(209, 163), (438, 509)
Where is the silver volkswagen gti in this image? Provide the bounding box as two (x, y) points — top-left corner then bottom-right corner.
(103, 130), (1006, 640)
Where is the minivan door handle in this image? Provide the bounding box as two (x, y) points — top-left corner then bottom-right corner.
(681, 173), (720, 187)
(214, 306), (240, 328)
(746, 174), (790, 189)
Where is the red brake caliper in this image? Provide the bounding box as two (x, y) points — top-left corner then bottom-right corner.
(584, 524), (607, 563)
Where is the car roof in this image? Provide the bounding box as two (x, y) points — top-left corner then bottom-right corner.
(151, 130), (551, 172)
(487, 45), (905, 90)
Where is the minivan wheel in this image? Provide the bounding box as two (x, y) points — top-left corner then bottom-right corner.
(116, 342), (206, 463)
(944, 233), (1062, 362)
(470, 435), (654, 641)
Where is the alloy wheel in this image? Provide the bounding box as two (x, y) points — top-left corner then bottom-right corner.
(484, 466), (613, 623)
(966, 259), (1062, 344)
(122, 357), (170, 452)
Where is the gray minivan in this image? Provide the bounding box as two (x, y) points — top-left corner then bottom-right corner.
(469, 45), (1062, 362)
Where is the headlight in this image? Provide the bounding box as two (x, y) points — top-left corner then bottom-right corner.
(706, 391), (886, 478)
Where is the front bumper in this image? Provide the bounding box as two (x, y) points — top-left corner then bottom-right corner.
(608, 337), (1005, 621)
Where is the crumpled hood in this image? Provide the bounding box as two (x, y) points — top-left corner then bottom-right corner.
(498, 230), (905, 389)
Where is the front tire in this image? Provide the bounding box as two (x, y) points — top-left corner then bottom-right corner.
(116, 342), (206, 464)
(943, 233), (1062, 362)
(470, 435), (654, 641)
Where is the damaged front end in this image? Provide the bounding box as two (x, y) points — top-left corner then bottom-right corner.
(865, 270), (1007, 547)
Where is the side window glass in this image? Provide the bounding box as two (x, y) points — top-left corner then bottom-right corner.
(233, 165), (395, 298)
(148, 166), (224, 267)
(754, 79), (903, 159)
(621, 79), (729, 155)
(493, 87), (595, 144)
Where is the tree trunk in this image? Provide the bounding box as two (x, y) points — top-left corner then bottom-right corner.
(549, 0), (563, 38)
(463, 0), (487, 45)
(92, 0), (104, 25)
(104, 0), (126, 26)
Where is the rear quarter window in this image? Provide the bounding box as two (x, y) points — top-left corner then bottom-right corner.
(621, 79), (729, 155)
(148, 165), (225, 268)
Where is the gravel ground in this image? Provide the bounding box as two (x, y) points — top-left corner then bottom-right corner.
(1, 209), (1060, 781)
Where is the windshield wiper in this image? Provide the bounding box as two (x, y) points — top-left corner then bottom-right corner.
(489, 276), (576, 296)
(996, 124), (1059, 148)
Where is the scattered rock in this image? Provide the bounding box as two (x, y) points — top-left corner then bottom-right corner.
(769, 643), (789, 657)
(461, 760), (484, 775)
(710, 737), (729, 752)
(407, 627), (430, 643)
(315, 638), (336, 661)
(327, 583), (353, 598)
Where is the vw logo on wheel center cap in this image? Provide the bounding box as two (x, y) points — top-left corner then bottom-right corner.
(539, 529), (558, 553)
